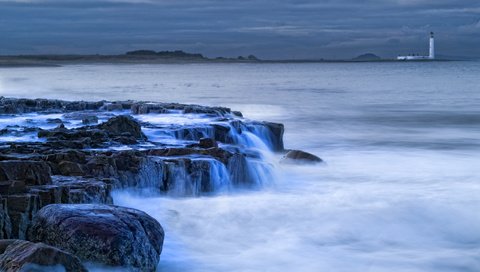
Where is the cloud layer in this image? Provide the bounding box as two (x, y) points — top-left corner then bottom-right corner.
(0, 0), (479, 58)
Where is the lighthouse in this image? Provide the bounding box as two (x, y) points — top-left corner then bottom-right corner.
(397, 32), (436, 60)
(429, 32), (435, 59)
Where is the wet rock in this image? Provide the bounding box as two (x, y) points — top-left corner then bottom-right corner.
(29, 204), (164, 271)
(45, 150), (87, 166)
(98, 115), (145, 139)
(130, 102), (231, 116)
(212, 124), (233, 143)
(38, 115), (146, 148)
(0, 197), (12, 239)
(46, 118), (63, 124)
(0, 239), (87, 272)
(199, 137), (218, 149)
(103, 102), (126, 111)
(0, 97), (105, 114)
(0, 161), (52, 186)
(81, 115), (98, 124)
(57, 161), (84, 176)
(0, 180), (27, 195)
(281, 150), (323, 164)
(7, 194), (39, 239)
(232, 111), (243, 117)
(261, 122), (284, 151)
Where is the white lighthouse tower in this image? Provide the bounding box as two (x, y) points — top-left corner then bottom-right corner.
(429, 32), (435, 59)
(397, 32), (436, 60)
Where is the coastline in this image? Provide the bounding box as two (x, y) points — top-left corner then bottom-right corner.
(0, 96), (315, 270)
(0, 55), (457, 68)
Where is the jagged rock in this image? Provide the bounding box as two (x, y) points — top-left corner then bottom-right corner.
(38, 115), (146, 148)
(281, 150), (323, 164)
(130, 102), (231, 116)
(0, 161), (52, 186)
(0, 97), (105, 114)
(0, 239), (87, 272)
(98, 115), (145, 139)
(45, 150), (87, 167)
(29, 204), (164, 271)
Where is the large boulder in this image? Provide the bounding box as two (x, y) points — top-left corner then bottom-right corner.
(29, 204), (164, 271)
(0, 239), (86, 272)
(281, 150), (323, 164)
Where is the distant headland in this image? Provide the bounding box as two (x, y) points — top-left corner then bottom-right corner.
(0, 49), (456, 67)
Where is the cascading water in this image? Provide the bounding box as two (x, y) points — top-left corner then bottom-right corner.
(132, 113), (281, 196)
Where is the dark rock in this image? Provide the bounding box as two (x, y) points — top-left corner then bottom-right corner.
(29, 204), (164, 271)
(102, 103), (125, 111)
(0, 239), (87, 272)
(38, 115), (146, 148)
(57, 161), (84, 176)
(281, 150), (323, 164)
(0, 197), (12, 239)
(130, 102), (231, 116)
(81, 115), (98, 124)
(199, 137), (218, 149)
(0, 161), (52, 186)
(262, 122), (284, 151)
(6, 194), (39, 239)
(46, 118), (64, 124)
(0, 97), (105, 114)
(232, 111), (243, 117)
(98, 115), (145, 139)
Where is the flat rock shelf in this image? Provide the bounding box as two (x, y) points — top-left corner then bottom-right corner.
(0, 97), (288, 271)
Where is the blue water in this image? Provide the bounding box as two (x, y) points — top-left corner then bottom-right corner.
(1, 61), (480, 271)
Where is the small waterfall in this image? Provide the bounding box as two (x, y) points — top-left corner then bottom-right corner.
(246, 123), (278, 151)
(137, 158), (165, 190)
(207, 159), (232, 193)
(173, 126), (215, 141)
(227, 153), (275, 189)
(122, 115), (282, 196)
(225, 122), (281, 152)
(163, 158), (232, 196)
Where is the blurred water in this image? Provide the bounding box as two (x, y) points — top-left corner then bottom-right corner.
(2, 61), (480, 271)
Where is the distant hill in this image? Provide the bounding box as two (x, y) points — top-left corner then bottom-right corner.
(352, 53), (382, 61)
(125, 50), (205, 59)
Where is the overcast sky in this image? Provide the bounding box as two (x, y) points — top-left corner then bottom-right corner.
(0, 0), (479, 59)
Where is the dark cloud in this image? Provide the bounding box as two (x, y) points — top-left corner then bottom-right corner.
(0, 0), (479, 58)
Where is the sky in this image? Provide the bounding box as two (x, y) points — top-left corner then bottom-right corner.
(0, 0), (479, 59)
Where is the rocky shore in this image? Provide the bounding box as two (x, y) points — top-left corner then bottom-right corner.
(0, 97), (294, 271)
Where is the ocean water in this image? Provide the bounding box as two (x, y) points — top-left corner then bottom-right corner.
(1, 62), (480, 271)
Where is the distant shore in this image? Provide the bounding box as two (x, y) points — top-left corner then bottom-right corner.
(0, 51), (457, 67)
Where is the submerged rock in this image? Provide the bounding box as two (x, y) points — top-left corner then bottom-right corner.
(281, 150), (323, 164)
(29, 204), (164, 271)
(81, 115), (98, 124)
(0, 239), (87, 272)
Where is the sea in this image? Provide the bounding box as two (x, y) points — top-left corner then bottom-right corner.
(1, 61), (480, 272)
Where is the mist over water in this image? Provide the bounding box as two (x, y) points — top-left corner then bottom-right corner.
(2, 62), (480, 271)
